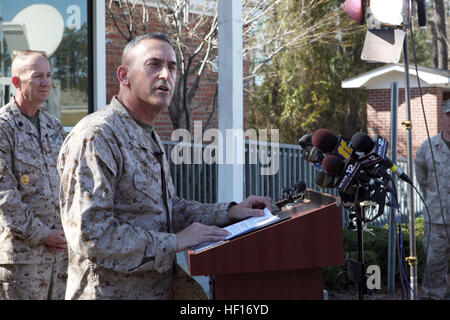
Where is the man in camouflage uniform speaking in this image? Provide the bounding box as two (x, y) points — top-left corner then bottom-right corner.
(415, 99), (450, 299)
(58, 33), (272, 300)
(0, 50), (68, 299)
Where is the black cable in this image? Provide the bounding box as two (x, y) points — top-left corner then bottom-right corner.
(409, 22), (450, 246)
(389, 190), (420, 299)
(386, 188), (409, 299)
(411, 183), (432, 257)
(397, 214), (412, 299)
(385, 177), (405, 299)
(387, 174), (429, 299)
(386, 177), (408, 299)
(390, 169), (433, 299)
(397, 221), (408, 299)
(411, 183), (433, 299)
(385, 185), (407, 299)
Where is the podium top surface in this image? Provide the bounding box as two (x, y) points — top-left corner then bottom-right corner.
(188, 189), (344, 276)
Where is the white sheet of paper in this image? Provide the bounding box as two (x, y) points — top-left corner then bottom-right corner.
(192, 207), (279, 253)
(223, 207), (277, 240)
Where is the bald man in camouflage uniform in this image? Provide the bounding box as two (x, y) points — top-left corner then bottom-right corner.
(58, 33), (271, 300)
(0, 50), (68, 300)
(415, 100), (450, 300)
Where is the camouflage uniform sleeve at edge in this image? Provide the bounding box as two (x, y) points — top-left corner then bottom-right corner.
(171, 196), (231, 232)
(0, 127), (51, 247)
(59, 130), (177, 274)
(414, 142), (427, 197)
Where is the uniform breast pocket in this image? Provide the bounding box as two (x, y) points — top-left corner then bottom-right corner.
(133, 166), (163, 206)
(13, 150), (43, 195)
(165, 169), (176, 202)
(425, 157), (438, 174)
(43, 131), (64, 157)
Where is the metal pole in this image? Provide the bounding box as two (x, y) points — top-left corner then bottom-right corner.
(387, 81), (398, 293)
(402, 32), (418, 300)
(217, 0), (244, 203)
(356, 205), (365, 300)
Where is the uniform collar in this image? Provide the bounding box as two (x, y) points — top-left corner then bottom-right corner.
(436, 132), (449, 150)
(9, 98), (54, 139)
(110, 96), (165, 154)
(8, 99), (40, 138)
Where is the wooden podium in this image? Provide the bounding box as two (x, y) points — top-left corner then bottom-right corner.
(188, 189), (344, 300)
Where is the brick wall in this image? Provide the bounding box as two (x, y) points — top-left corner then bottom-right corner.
(104, 3), (249, 142)
(367, 86), (443, 159)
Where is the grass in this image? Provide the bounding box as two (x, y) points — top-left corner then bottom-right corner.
(61, 109), (88, 127)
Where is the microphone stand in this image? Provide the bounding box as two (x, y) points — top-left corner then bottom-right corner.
(346, 187), (370, 301)
(349, 180), (386, 300)
(356, 204), (365, 300)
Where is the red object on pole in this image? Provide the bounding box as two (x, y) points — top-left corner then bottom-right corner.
(342, 0), (364, 24)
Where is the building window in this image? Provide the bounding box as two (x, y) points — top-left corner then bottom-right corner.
(0, 0), (91, 129)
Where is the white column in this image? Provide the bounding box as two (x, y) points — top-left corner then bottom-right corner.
(93, 0), (106, 110)
(217, 0), (244, 203)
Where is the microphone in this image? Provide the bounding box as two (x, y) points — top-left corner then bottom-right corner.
(312, 129), (338, 153)
(321, 145), (392, 215)
(317, 144), (389, 219)
(301, 146), (325, 164)
(298, 133), (323, 168)
(351, 132), (377, 153)
(275, 181), (307, 209)
(298, 134), (312, 149)
(312, 128), (355, 160)
(320, 154), (360, 192)
(322, 154), (345, 176)
(315, 171), (336, 188)
(351, 132), (413, 184)
(310, 144), (361, 193)
(281, 187), (294, 199)
(332, 157), (361, 192)
(299, 133), (325, 165)
(293, 181), (307, 193)
(321, 153), (357, 190)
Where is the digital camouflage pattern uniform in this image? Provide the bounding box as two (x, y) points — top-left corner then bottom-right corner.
(58, 97), (232, 300)
(415, 131), (450, 300)
(0, 99), (68, 300)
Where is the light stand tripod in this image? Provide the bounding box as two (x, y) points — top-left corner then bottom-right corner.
(339, 0), (425, 300)
(402, 30), (418, 300)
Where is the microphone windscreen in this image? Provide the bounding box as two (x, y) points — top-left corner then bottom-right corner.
(312, 129), (338, 153)
(294, 181), (307, 192)
(298, 134), (312, 149)
(351, 132), (374, 153)
(322, 154), (345, 175)
(315, 171), (335, 188)
(282, 188), (292, 194)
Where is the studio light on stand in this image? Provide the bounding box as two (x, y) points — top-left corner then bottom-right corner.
(342, 0), (411, 63)
(341, 0), (427, 300)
